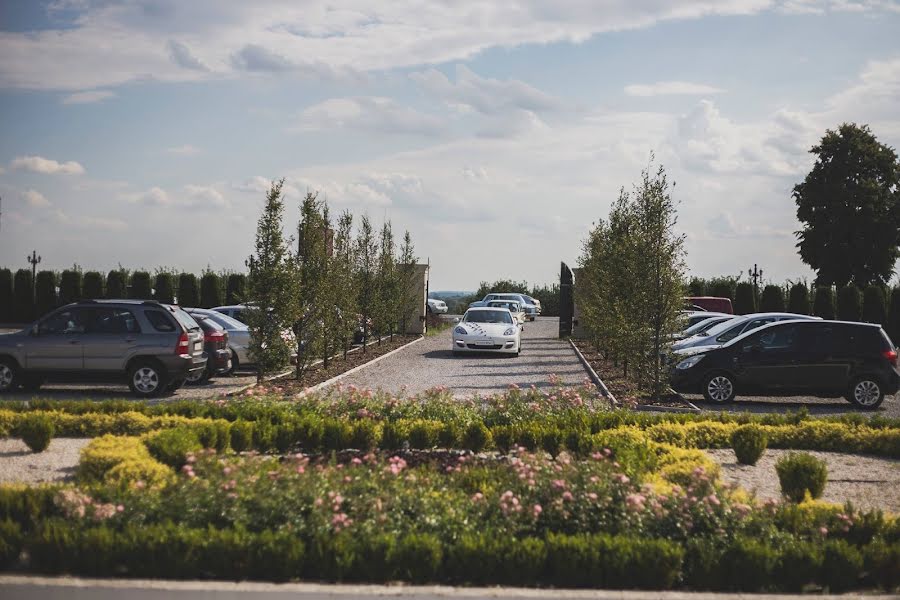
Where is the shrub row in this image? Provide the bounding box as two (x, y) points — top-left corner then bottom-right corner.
(1, 518), (897, 591)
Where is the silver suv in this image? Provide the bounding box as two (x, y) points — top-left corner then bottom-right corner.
(0, 299), (207, 398)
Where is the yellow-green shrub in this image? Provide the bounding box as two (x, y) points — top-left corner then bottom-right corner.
(105, 459), (174, 490)
(654, 444), (720, 488)
(77, 435), (158, 483)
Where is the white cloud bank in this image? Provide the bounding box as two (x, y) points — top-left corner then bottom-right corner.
(10, 156), (85, 175)
(624, 81), (725, 97)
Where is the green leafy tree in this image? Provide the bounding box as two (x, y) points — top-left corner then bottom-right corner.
(200, 271), (222, 308)
(530, 283), (560, 317)
(296, 191), (329, 375)
(129, 271), (152, 299)
(795, 123), (900, 286)
(787, 283), (810, 315)
(837, 284), (862, 322)
(83, 271), (104, 299)
(888, 287), (900, 344)
(106, 269), (127, 299)
(862, 285), (887, 325)
(13, 269), (33, 322)
(178, 273), (199, 307)
(34, 271), (57, 315)
(333, 211), (359, 358)
(475, 279), (530, 298)
(355, 214), (378, 352)
(813, 286), (835, 319)
(225, 274), (246, 305)
(0, 269), (13, 322)
(58, 269), (82, 305)
(246, 179), (300, 383)
(154, 273), (175, 304)
(397, 230), (418, 333)
(734, 282), (757, 315)
(687, 277), (706, 297)
(373, 221), (398, 343)
(759, 285), (785, 313)
(708, 276), (738, 302)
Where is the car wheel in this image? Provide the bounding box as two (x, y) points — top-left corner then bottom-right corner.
(702, 372), (736, 403)
(0, 359), (19, 393)
(185, 367), (209, 386)
(128, 361), (167, 398)
(847, 377), (884, 409)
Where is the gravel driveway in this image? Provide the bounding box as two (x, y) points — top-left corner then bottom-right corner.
(335, 317), (589, 397)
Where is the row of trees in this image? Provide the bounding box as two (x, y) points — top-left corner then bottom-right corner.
(0, 267), (247, 323)
(577, 162), (686, 398)
(246, 180), (419, 383)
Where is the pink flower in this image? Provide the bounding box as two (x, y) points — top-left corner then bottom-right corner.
(133, 480), (146, 490)
(562, 491), (574, 502)
(351, 457), (363, 465)
(706, 494), (721, 506)
(116, 505), (124, 513)
(617, 474), (630, 484)
(533, 504), (543, 517)
(314, 498), (324, 507)
(819, 527), (828, 536)
(586, 492), (598, 501)
(223, 466), (232, 475)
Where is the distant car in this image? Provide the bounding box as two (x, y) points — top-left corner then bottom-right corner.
(452, 307), (522, 356)
(212, 304), (250, 323)
(427, 298), (448, 314)
(673, 312), (820, 353)
(522, 295), (542, 316)
(0, 299), (206, 398)
(675, 315), (735, 341)
(487, 300), (526, 325)
(186, 314), (231, 385)
(185, 307), (251, 375)
(469, 293), (537, 321)
(680, 311), (732, 329)
(684, 296), (733, 314)
(671, 319), (900, 409)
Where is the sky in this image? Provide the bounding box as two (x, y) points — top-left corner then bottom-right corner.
(0, 1), (899, 291)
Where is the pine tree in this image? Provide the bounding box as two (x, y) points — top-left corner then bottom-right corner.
(397, 231), (418, 334)
(862, 285), (887, 325)
(0, 269), (14, 322)
(83, 271), (104, 299)
(374, 221), (397, 343)
(106, 269), (127, 299)
(734, 282), (757, 315)
(58, 269), (83, 305)
(837, 284), (862, 321)
(296, 191), (329, 376)
(154, 272), (175, 304)
(35, 271), (57, 315)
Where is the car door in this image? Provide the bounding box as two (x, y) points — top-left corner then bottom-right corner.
(733, 323), (800, 391)
(81, 307), (141, 371)
(24, 307), (89, 371)
(791, 323), (847, 393)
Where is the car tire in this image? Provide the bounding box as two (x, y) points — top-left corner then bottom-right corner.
(128, 360), (168, 398)
(0, 359), (20, 393)
(185, 367), (210, 386)
(847, 376), (885, 410)
(702, 372), (736, 404)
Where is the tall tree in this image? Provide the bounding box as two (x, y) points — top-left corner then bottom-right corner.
(0, 269), (13, 322)
(787, 282), (810, 315)
(333, 211), (359, 358)
(397, 230), (418, 334)
(296, 191), (328, 376)
(795, 123), (900, 286)
(373, 221), (397, 343)
(355, 214), (378, 352)
(177, 273), (199, 308)
(734, 282), (757, 315)
(246, 179), (300, 383)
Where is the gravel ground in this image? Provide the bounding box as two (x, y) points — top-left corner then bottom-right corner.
(707, 448), (900, 513)
(684, 393), (900, 418)
(335, 317), (590, 397)
(0, 438), (90, 484)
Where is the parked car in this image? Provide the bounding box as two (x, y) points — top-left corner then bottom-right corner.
(0, 299), (206, 398)
(185, 307), (251, 375)
(684, 296), (733, 314)
(487, 300), (526, 325)
(452, 307), (522, 356)
(184, 314), (231, 384)
(212, 304), (250, 323)
(673, 312), (820, 352)
(469, 293), (538, 321)
(427, 298), (448, 314)
(675, 315), (735, 341)
(680, 310), (732, 329)
(522, 295), (542, 316)
(671, 319), (900, 409)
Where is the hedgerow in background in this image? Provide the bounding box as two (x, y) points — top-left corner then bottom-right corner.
(687, 277), (706, 297)
(13, 269), (33, 322)
(129, 271), (152, 300)
(708, 276), (738, 303)
(787, 283), (810, 315)
(225, 274), (246, 305)
(888, 287), (900, 344)
(83, 271), (104, 300)
(733, 282), (756, 315)
(837, 284), (862, 322)
(760, 285), (785, 313)
(200, 271), (222, 309)
(0, 269), (12, 322)
(862, 285), (887, 325)
(178, 273), (199, 308)
(105, 270), (126, 299)
(34, 271), (57, 316)
(58, 269), (82, 306)
(813, 286), (835, 320)
(153, 272), (175, 304)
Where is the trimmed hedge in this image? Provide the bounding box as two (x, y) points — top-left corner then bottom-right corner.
(776, 452), (828, 502)
(153, 272), (175, 304)
(178, 273), (199, 308)
(226, 273), (246, 305)
(889, 287), (900, 346)
(0, 268), (13, 322)
(837, 284), (862, 322)
(813, 286), (835, 320)
(34, 270), (57, 316)
(734, 282), (756, 315)
(13, 269), (33, 322)
(19, 413), (54, 453)
(83, 271), (104, 300)
(862, 285), (888, 326)
(105, 270), (126, 299)
(759, 285), (785, 313)
(58, 269), (82, 306)
(787, 283), (810, 315)
(129, 271), (152, 300)
(200, 272), (222, 309)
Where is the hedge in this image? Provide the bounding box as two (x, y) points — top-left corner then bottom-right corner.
(153, 272), (175, 304)
(734, 282), (756, 315)
(862, 285), (888, 326)
(13, 269), (33, 322)
(58, 269), (82, 306)
(178, 273), (199, 308)
(759, 285), (785, 313)
(226, 273), (246, 305)
(813, 286), (835, 320)
(200, 272), (222, 308)
(787, 283), (810, 315)
(0, 268), (13, 322)
(105, 270), (126, 299)
(83, 271), (104, 300)
(34, 270), (57, 316)
(889, 287), (900, 345)
(129, 271), (152, 300)
(837, 284), (862, 322)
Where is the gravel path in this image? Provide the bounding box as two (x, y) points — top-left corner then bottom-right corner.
(335, 317), (589, 397)
(0, 438), (90, 484)
(707, 448), (900, 513)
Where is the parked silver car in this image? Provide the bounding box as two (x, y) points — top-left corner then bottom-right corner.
(185, 307), (252, 375)
(0, 300), (207, 397)
(673, 312), (821, 353)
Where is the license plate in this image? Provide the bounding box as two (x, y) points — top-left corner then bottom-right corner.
(475, 340), (495, 346)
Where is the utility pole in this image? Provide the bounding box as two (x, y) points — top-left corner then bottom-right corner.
(748, 263), (763, 299)
(27, 250), (41, 319)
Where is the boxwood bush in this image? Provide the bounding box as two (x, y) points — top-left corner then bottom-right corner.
(776, 452), (828, 502)
(19, 413), (54, 453)
(731, 424), (767, 465)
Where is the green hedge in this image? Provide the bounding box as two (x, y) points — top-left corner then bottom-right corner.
(889, 287), (900, 345)
(154, 273), (175, 304)
(862, 285), (888, 325)
(58, 269), (83, 306)
(226, 273), (246, 305)
(129, 271), (152, 300)
(106, 270), (126, 299)
(734, 282), (756, 315)
(813, 286), (835, 320)
(178, 273), (199, 308)
(200, 272), (222, 309)
(0, 269), (13, 322)
(83, 271), (104, 299)
(760, 285), (785, 313)
(787, 283), (810, 315)
(34, 270), (57, 316)
(837, 284), (862, 322)
(13, 269), (33, 322)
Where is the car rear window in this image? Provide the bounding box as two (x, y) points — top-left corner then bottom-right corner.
(205, 311), (247, 330)
(172, 308), (201, 331)
(196, 316), (225, 333)
(144, 310), (177, 332)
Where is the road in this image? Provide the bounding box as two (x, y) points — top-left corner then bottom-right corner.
(335, 317), (589, 397)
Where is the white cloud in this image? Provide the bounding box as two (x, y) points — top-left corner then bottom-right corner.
(167, 144), (201, 156)
(184, 185), (227, 208)
(295, 97), (444, 137)
(61, 89), (116, 104)
(23, 189), (50, 208)
(10, 155), (85, 175)
(624, 81), (725, 97)
(133, 187), (171, 206)
(52, 209), (128, 232)
(167, 40), (210, 72)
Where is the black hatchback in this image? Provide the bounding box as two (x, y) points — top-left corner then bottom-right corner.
(670, 319), (900, 409)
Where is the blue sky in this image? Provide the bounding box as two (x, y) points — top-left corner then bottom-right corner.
(1, 1), (899, 290)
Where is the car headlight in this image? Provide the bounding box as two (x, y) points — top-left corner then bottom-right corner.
(503, 327), (515, 336)
(675, 354), (705, 370)
(454, 326), (468, 335)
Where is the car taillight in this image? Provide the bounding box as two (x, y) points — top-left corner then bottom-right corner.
(205, 331), (227, 349)
(176, 332), (190, 355)
(883, 349), (898, 367)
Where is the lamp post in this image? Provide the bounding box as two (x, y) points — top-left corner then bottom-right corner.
(748, 263), (763, 300)
(27, 250), (41, 319)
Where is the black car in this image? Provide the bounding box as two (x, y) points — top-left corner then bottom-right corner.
(670, 319), (900, 409)
(186, 315), (230, 385)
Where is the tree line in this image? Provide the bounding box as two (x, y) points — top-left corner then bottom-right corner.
(0, 266), (247, 323)
(245, 180), (420, 383)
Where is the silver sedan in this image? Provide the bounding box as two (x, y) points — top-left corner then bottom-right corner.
(185, 307), (252, 375)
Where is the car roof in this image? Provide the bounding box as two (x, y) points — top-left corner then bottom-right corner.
(721, 318), (877, 348)
(684, 311), (730, 318)
(467, 306), (509, 311)
(73, 299), (176, 308)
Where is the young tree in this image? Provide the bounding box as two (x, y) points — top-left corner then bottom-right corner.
(178, 273), (199, 308)
(795, 123), (900, 287)
(787, 282), (810, 315)
(759, 284), (785, 313)
(813, 286), (835, 319)
(397, 230), (418, 334)
(246, 179), (300, 383)
(355, 214), (378, 352)
(734, 282), (757, 315)
(295, 191), (329, 376)
(333, 211), (359, 358)
(373, 221), (398, 343)
(58, 269), (83, 305)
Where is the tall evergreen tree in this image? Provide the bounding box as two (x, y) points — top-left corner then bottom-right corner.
(58, 269), (83, 305)
(787, 282), (810, 315)
(812, 286), (835, 320)
(759, 284), (785, 313)
(34, 271), (57, 314)
(296, 191), (329, 375)
(178, 273), (199, 308)
(225, 273), (247, 305)
(374, 221), (397, 343)
(397, 230), (418, 334)
(837, 284), (862, 322)
(13, 269), (33, 322)
(129, 271), (152, 299)
(862, 285), (888, 325)
(888, 287), (900, 344)
(0, 269), (14, 322)
(734, 282), (757, 315)
(200, 271), (222, 308)
(83, 271), (104, 299)
(355, 214), (378, 352)
(154, 272), (175, 304)
(106, 269), (127, 299)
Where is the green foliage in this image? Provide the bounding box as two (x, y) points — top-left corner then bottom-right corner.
(34, 270), (57, 315)
(862, 284), (888, 325)
(837, 284), (862, 321)
(687, 277), (706, 297)
(775, 540), (822, 592)
(13, 269), (33, 322)
(813, 286), (836, 319)
(462, 421), (491, 452)
(759, 284), (785, 313)
(389, 533), (443, 583)
(776, 452), (828, 502)
(355, 214), (378, 349)
(350, 420), (379, 451)
(333, 211), (360, 350)
(708, 276), (738, 302)
(787, 282), (810, 315)
(58, 269), (82, 305)
(889, 287), (900, 345)
(730, 424), (767, 465)
(82, 271), (104, 299)
(177, 273), (199, 308)
(143, 427), (201, 468)
(865, 541), (900, 590)
(717, 537), (776, 591)
(200, 272), (222, 308)
(529, 283), (560, 317)
(129, 271), (152, 300)
(296, 192), (331, 374)
(105, 270), (126, 299)
(19, 413), (54, 452)
(229, 420), (254, 453)
(225, 273), (246, 305)
(0, 518), (23, 568)
(153, 272), (175, 304)
(822, 540), (864, 593)
(474, 279), (530, 298)
(795, 123), (900, 287)
(0, 269), (13, 322)
(733, 282), (757, 315)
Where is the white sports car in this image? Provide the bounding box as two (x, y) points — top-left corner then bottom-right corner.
(452, 307), (521, 356)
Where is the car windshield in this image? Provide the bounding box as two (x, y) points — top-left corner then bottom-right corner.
(699, 316), (743, 338)
(202, 311), (247, 330)
(465, 310), (513, 324)
(683, 316), (728, 336)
